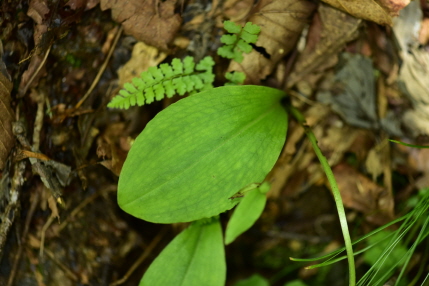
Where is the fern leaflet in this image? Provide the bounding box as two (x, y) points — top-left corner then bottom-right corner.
(108, 56), (215, 109)
(217, 21), (261, 63)
(225, 71), (246, 86)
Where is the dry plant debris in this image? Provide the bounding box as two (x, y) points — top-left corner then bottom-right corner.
(100, 0), (182, 51)
(228, 0), (316, 84)
(0, 70), (15, 170)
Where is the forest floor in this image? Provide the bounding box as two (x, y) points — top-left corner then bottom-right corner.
(1, 0), (429, 285)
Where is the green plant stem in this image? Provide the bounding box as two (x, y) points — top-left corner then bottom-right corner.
(287, 104), (356, 286)
(389, 139), (429, 149)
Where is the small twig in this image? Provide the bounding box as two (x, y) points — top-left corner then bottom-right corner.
(288, 89), (316, 106)
(7, 189), (40, 286)
(109, 227), (168, 286)
(32, 90), (45, 151)
(44, 248), (79, 282)
(75, 26), (123, 109)
(21, 45), (52, 96)
(57, 186), (116, 233)
(0, 160), (26, 260)
(39, 214), (56, 259)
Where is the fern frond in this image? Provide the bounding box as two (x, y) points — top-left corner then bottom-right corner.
(225, 71), (246, 86)
(108, 56), (215, 109)
(217, 21), (261, 63)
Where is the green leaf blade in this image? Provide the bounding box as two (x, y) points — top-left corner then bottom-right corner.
(118, 85), (287, 223)
(225, 188), (267, 245)
(223, 20), (241, 34)
(140, 219), (225, 286)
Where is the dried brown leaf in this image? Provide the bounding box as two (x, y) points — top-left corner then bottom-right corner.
(223, 0), (254, 23)
(287, 4), (361, 88)
(100, 0), (182, 51)
(393, 1), (429, 137)
(117, 41), (167, 87)
(321, 0), (393, 26)
(333, 164), (394, 225)
(228, 0), (316, 84)
(48, 195), (60, 220)
(377, 0), (410, 16)
(0, 72), (15, 170)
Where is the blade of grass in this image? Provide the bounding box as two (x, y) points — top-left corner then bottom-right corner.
(290, 215), (407, 264)
(389, 139), (429, 149)
(287, 105), (355, 286)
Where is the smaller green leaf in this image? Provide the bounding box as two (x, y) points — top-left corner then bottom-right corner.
(141, 71), (155, 85)
(136, 90), (144, 106)
(172, 58), (183, 75)
(237, 39), (252, 53)
(199, 72), (215, 84)
(183, 56), (195, 74)
(241, 31), (259, 44)
(119, 89), (131, 97)
(130, 95), (136, 106)
(163, 80), (175, 98)
(140, 218), (225, 286)
(190, 75), (204, 89)
(154, 84), (165, 101)
(144, 87), (155, 104)
(220, 34), (237, 45)
(196, 56), (215, 71)
(234, 274), (269, 286)
(225, 71), (246, 85)
(225, 187), (268, 244)
(233, 48), (244, 63)
(173, 78), (187, 95)
(132, 77), (145, 88)
(124, 82), (138, 93)
(223, 20), (241, 34)
(243, 22), (261, 35)
(160, 63), (174, 77)
(217, 45), (235, 59)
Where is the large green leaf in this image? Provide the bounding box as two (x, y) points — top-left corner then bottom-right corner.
(225, 186), (268, 245)
(140, 218), (225, 286)
(118, 85), (287, 223)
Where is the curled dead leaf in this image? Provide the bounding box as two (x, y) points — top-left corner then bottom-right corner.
(321, 0), (393, 26)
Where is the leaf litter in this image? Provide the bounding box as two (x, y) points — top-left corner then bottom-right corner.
(1, 0), (428, 285)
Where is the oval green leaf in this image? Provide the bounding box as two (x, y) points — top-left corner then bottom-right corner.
(140, 218), (225, 286)
(118, 85), (287, 223)
(225, 187), (267, 245)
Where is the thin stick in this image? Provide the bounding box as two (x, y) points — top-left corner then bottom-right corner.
(109, 227), (168, 286)
(57, 186), (116, 233)
(44, 248), (79, 282)
(39, 214), (55, 258)
(21, 45), (52, 96)
(7, 190), (41, 286)
(75, 26), (123, 109)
